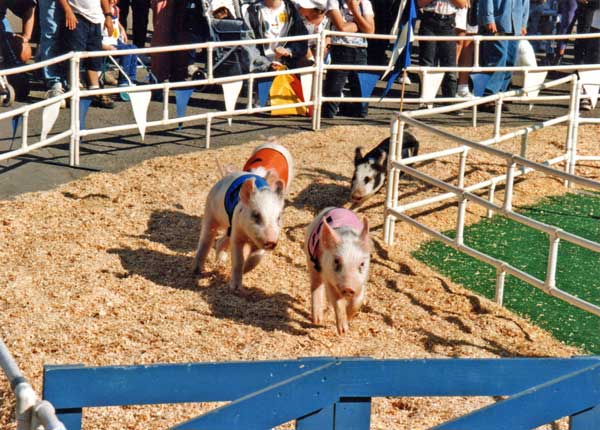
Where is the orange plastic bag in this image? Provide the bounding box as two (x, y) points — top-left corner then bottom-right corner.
(269, 73), (308, 117)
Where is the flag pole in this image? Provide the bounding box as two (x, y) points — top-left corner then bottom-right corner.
(399, 69), (408, 113)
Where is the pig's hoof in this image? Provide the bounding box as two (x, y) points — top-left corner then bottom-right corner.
(312, 315), (324, 326)
(336, 324), (349, 335)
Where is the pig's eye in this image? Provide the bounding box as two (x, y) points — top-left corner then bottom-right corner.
(334, 257), (342, 272)
(364, 177), (371, 184)
(359, 261), (366, 273)
(251, 211), (263, 225)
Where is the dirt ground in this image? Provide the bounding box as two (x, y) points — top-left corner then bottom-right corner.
(1, 121), (598, 429)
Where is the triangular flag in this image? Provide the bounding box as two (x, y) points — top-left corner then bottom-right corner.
(175, 88), (193, 130)
(299, 73), (313, 102)
(579, 70), (600, 109)
(79, 98), (92, 130)
(11, 115), (22, 141)
(522, 71), (547, 108)
(41, 102), (61, 141)
(357, 71), (380, 99)
(257, 77), (273, 107)
(129, 91), (152, 140)
(420, 71), (445, 108)
(470, 73), (492, 97)
(221, 81), (243, 126)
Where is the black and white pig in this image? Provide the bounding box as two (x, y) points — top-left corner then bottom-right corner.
(192, 171), (285, 293)
(304, 207), (371, 335)
(350, 132), (420, 203)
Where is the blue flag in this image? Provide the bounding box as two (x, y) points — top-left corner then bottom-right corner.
(357, 71), (380, 99)
(11, 115), (22, 142)
(175, 88), (194, 130)
(257, 77), (273, 108)
(79, 98), (92, 131)
(381, 0), (417, 98)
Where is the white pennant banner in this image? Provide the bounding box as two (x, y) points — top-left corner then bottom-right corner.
(579, 70), (600, 109)
(420, 71), (445, 108)
(41, 101), (61, 141)
(300, 73), (313, 101)
(129, 91), (152, 140)
(522, 71), (548, 110)
(222, 81), (243, 126)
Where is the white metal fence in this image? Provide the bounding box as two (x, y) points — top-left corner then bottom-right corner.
(0, 30), (599, 167)
(383, 73), (600, 317)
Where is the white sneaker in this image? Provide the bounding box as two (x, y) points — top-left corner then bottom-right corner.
(46, 84), (66, 108)
(580, 98), (592, 112)
(457, 87), (473, 98)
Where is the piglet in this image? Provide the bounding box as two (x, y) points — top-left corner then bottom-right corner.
(193, 171), (285, 293)
(243, 140), (295, 192)
(304, 207), (371, 335)
(350, 132), (419, 203)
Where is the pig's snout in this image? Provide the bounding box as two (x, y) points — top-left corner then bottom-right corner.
(342, 287), (356, 297)
(350, 190), (365, 202)
(263, 241), (277, 250)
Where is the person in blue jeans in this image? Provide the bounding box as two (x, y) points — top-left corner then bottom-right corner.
(38, 0), (68, 106)
(478, 0), (529, 110)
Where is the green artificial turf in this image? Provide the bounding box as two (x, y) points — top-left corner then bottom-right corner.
(413, 192), (600, 354)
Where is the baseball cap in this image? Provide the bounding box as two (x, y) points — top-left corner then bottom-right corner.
(295, 0), (328, 11)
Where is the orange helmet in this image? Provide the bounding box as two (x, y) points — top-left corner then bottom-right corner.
(243, 143), (293, 189)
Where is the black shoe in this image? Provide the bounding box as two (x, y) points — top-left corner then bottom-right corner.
(478, 102), (508, 113)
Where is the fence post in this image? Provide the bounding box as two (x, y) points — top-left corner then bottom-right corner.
(69, 53), (81, 167)
(384, 115), (401, 245)
(495, 266), (506, 305)
(520, 130), (528, 174)
(314, 31), (326, 131)
(545, 233), (560, 291)
(503, 160), (516, 212)
(566, 80), (582, 188)
(570, 404), (600, 429)
(21, 111), (29, 150)
(487, 181), (497, 218)
(564, 76), (578, 188)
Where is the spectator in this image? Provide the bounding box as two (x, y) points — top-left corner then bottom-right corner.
(576, 0), (599, 111)
(117, 0), (149, 48)
(37, 0), (68, 106)
(295, 0), (329, 64)
(243, 0), (309, 70)
(548, 0), (577, 64)
(455, 1), (477, 97)
(211, 0), (236, 18)
(0, 0), (36, 63)
(417, 0), (467, 102)
(368, 0), (399, 65)
(58, 0), (115, 108)
(322, 0), (375, 118)
(477, 0), (529, 110)
(172, 0), (209, 81)
(102, 0), (138, 88)
(150, 0), (174, 82)
(527, 0), (546, 52)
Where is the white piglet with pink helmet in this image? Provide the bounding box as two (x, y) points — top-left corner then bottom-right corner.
(304, 207), (372, 335)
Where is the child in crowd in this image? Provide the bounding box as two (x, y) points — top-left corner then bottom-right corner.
(211, 0), (236, 18)
(322, 0), (374, 118)
(101, 0), (138, 89)
(295, 0), (329, 65)
(58, 0), (115, 108)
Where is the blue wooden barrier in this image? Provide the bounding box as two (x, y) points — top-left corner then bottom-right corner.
(42, 357), (600, 430)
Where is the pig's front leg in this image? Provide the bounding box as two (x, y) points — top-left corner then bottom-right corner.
(310, 268), (325, 325)
(229, 235), (247, 292)
(347, 293), (365, 320)
(214, 235), (230, 264)
(192, 216), (219, 276)
(243, 248), (265, 273)
(326, 286), (349, 335)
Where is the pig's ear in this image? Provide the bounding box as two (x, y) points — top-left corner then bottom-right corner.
(354, 147), (363, 165)
(272, 179), (285, 197)
(321, 220), (341, 250)
(359, 216), (371, 250)
(240, 178), (255, 204)
(375, 150), (387, 168)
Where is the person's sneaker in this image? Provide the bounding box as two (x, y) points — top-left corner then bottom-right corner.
(103, 70), (119, 86)
(580, 98), (593, 112)
(456, 87), (473, 98)
(45, 84), (66, 108)
(92, 94), (115, 109)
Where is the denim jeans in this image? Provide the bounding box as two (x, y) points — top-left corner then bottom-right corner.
(322, 45), (368, 118)
(481, 38), (517, 96)
(527, 2), (546, 52)
(573, 6), (596, 65)
(64, 15), (102, 71)
(418, 12), (458, 98)
(37, 0), (66, 89)
(115, 41), (138, 84)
